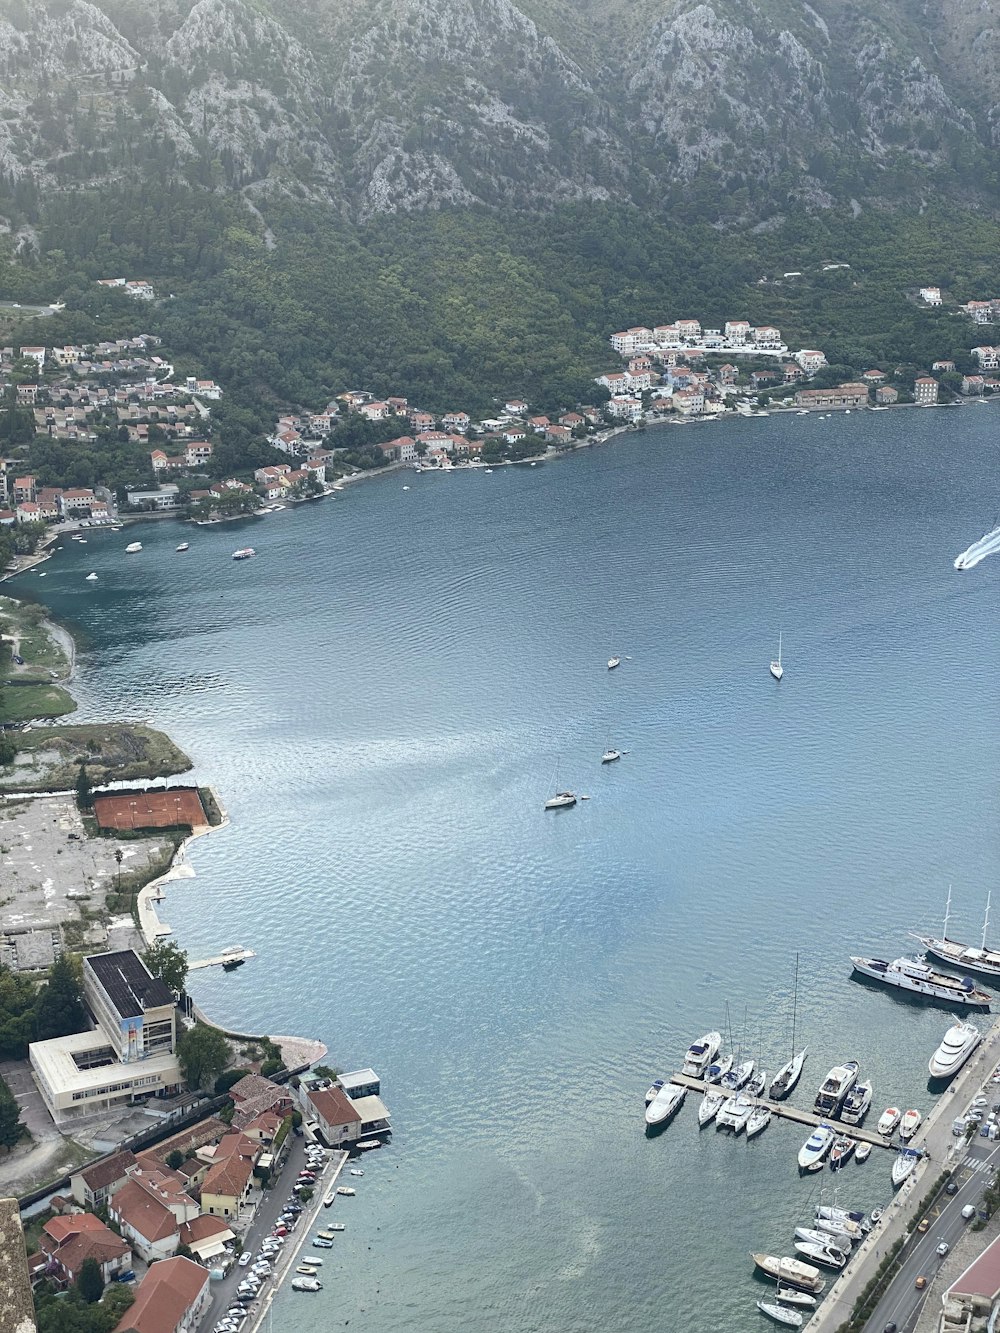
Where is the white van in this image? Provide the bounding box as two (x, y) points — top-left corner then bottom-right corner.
(962, 1204), (977, 1220)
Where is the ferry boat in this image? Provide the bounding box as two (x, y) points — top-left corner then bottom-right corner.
(682, 1031), (722, 1077)
(929, 1021), (982, 1078)
(840, 1079), (873, 1126)
(232, 547), (256, 560)
(849, 955), (991, 1008)
(917, 890), (1000, 981)
(750, 1254), (825, 1294)
(125, 541), (142, 554)
(645, 1082), (686, 1127)
(814, 1062), (859, 1115)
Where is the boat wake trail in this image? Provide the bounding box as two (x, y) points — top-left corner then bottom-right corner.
(954, 523), (1000, 570)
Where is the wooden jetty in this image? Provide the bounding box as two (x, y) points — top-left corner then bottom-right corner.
(188, 946), (256, 972)
(669, 1074), (896, 1150)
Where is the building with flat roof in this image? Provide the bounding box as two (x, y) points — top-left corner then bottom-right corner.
(338, 1068), (381, 1099)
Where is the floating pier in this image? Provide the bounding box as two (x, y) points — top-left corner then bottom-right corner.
(188, 946), (256, 971)
(669, 1073), (897, 1150)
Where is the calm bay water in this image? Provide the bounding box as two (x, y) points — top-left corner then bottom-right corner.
(13, 408), (1000, 1331)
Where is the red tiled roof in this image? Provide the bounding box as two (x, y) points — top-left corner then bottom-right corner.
(44, 1213), (109, 1245)
(309, 1084), (362, 1127)
(113, 1255), (208, 1333)
(77, 1149), (138, 1193)
(111, 1180), (180, 1243)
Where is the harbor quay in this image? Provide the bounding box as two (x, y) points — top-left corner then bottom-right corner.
(804, 1018), (1000, 1332)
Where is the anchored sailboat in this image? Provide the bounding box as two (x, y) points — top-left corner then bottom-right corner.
(770, 953), (807, 1100)
(770, 631), (783, 681)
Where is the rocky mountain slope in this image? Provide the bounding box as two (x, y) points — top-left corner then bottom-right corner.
(0, 0), (995, 220)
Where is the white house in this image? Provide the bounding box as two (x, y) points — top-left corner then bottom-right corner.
(919, 286), (942, 305)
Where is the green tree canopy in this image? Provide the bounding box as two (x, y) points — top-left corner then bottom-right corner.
(142, 939), (189, 994)
(176, 1022), (230, 1090)
(0, 1074), (24, 1152)
(33, 954), (87, 1043)
(77, 1256), (104, 1304)
(75, 761), (93, 811)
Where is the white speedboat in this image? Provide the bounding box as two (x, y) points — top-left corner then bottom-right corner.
(601, 749), (622, 764)
(814, 1062), (859, 1115)
(757, 1301), (803, 1327)
(850, 955), (991, 1008)
(608, 657), (621, 670)
(929, 1021), (982, 1078)
(751, 1254), (825, 1294)
(85, 572), (98, 581)
(698, 1090), (725, 1126)
(770, 631), (783, 681)
(233, 547), (256, 560)
(877, 1107), (901, 1136)
(829, 1135), (856, 1170)
(645, 1078), (666, 1105)
(774, 1286), (817, 1308)
(125, 541), (142, 553)
(682, 1032), (722, 1077)
(544, 791), (577, 810)
(891, 1147), (922, 1187)
(899, 1109), (922, 1140)
(794, 1227), (850, 1255)
(176, 542), (190, 552)
(645, 1082), (686, 1127)
(721, 1059), (754, 1092)
(291, 1276), (322, 1291)
(797, 1123), (836, 1171)
(841, 1079), (873, 1126)
(705, 1053), (733, 1084)
(854, 1142), (872, 1164)
(813, 1216), (863, 1243)
(794, 1241), (845, 1270)
(746, 1105), (772, 1138)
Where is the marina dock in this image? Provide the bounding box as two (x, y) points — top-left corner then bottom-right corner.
(669, 1073), (896, 1149)
(188, 946), (256, 971)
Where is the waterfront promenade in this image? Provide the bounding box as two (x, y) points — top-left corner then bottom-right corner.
(806, 1022), (1000, 1331)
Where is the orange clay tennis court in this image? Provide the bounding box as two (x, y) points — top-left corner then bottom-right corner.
(93, 788), (207, 831)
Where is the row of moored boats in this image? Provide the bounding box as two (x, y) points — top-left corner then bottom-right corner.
(752, 1202), (884, 1326)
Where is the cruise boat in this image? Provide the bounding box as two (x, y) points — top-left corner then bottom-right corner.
(705, 1053), (733, 1084)
(544, 791), (577, 810)
(797, 1123), (836, 1171)
(756, 1301), (803, 1328)
(682, 1032), (722, 1077)
(232, 547), (256, 560)
(125, 541), (142, 554)
(814, 1062), (859, 1116)
(877, 1107), (901, 1137)
(720, 1059), (754, 1093)
(774, 1286), (817, 1308)
(829, 1135), (856, 1169)
(770, 631), (783, 681)
(891, 1147), (922, 1187)
(750, 1254), (825, 1294)
(917, 891), (1000, 981)
(794, 1241), (845, 1270)
(929, 1021), (982, 1078)
(176, 542), (190, 552)
(746, 1105), (772, 1139)
(840, 1079), (873, 1126)
(850, 955), (991, 1008)
(645, 1082), (686, 1127)
(698, 1090), (725, 1126)
(899, 1109), (922, 1141)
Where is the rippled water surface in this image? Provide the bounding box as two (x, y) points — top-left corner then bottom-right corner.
(14, 409), (1000, 1332)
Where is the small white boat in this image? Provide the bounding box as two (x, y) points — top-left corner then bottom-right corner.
(770, 631), (783, 681)
(329, 1222), (346, 1232)
(349, 1168), (364, 1177)
(544, 791), (577, 810)
(356, 1140), (382, 1151)
(705, 1053), (733, 1084)
(336, 1186), (356, 1197)
(232, 547), (256, 560)
(176, 542), (190, 552)
(794, 1241), (845, 1270)
(775, 1285), (816, 1308)
(899, 1109), (922, 1141)
(608, 657), (621, 670)
(291, 1276), (322, 1291)
(85, 572), (98, 581)
(869, 1207), (883, 1227)
(746, 1105), (772, 1138)
(682, 1032), (722, 1077)
(601, 749), (622, 764)
(323, 1188), (336, 1207)
(892, 1147), (922, 1187)
(757, 1301), (803, 1327)
(877, 1107), (901, 1136)
(797, 1123), (836, 1171)
(645, 1082), (686, 1127)
(125, 541), (142, 554)
(854, 1142), (872, 1164)
(698, 1090), (725, 1126)
(929, 1020), (982, 1078)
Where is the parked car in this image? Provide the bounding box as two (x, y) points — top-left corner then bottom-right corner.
(962, 1205), (977, 1220)
(917, 1218), (930, 1233)
(238, 1252), (253, 1267)
(946, 1181), (959, 1195)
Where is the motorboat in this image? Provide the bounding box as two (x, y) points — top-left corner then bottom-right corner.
(608, 657), (621, 670)
(877, 1107), (901, 1137)
(645, 1078), (665, 1105)
(682, 1032), (722, 1077)
(794, 1241), (845, 1270)
(814, 1062), (859, 1115)
(750, 1254), (825, 1294)
(328, 1222), (346, 1232)
(176, 542), (190, 552)
(794, 1227), (850, 1255)
(797, 1123), (836, 1171)
(774, 1286), (817, 1308)
(356, 1140), (382, 1151)
(125, 541), (142, 553)
(645, 1082), (686, 1127)
(815, 1205), (866, 1226)
(829, 1136), (856, 1169)
(850, 955), (991, 1008)
(291, 1277), (322, 1292)
(323, 1188), (336, 1207)
(312, 1237), (334, 1248)
(705, 1053), (733, 1084)
(746, 1105), (772, 1139)
(296, 1263), (318, 1275)
(813, 1216), (863, 1243)
(233, 547), (256, 560)
(544, 791), (577, 810)
(601, 749), (622, 764)
(336, 1186), (357, 1197)
(717, 1094), (755, 1133)
(841, 1080), (873, 1126)
(869, 1208), (884, 1227)
(698, 1090), (725, 1126)
(85, 572), (98, 581)
(721, 1059), (754, 1093)
(891, 1147), (922, 1187)
(770, 1051), (807, 1101)
(854, 1142), (872, 1164)
(899, 1109), (922, 1140)
(770, 631), (783, 681)
(746, 1069), (768, 1098)
(929, 1021), (982, 1078)
(757, 1301), (803, 1327)
(349, 1169), (364, 1176)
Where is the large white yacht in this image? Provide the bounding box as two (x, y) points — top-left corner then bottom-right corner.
(840, 1079), (873, 1126)
(682, 1031), (722, 1078)
(917, 891), (1000, 981)
(797, 1123), (836, 1171)
(850, 955), (991, 1008)
(814, 1062), (859, 1116)
(644, 1082), (686, 1127)
(929, 1021), (982, 1078)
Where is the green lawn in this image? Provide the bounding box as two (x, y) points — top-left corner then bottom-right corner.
(1, 682), (76, 724)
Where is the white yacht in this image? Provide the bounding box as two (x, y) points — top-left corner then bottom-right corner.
(929, 1021), (982, 1078)
(682, 1032), (722, 1077)
(176, 542), (190, 552)
(917, 890), (1000, 980)
(891, 1147), (921, 1187)
(645, 1082), (686, 1127)
(751, 1254), (825, 1294)
(840, 1079), (873, 1126)
(125, 541), (142, 554)
(854, 1142), (872, 1164)
(85, 572), (98, 581)
(717, 1094), (755, 1133)
(607, 656), (621, 670)
(815, 1205), (866, 1227)
(813, 1216), (863, 1243)
(644, 1078), (666, 1105)
(774, 1286), (817, 1309)
(757, 1301), (803, 1328)
(770, 631), (783, 681)
(794, 1242), (845, 1270)
(232, 547), (256, 560)
(876, 1107), (901, 1137)
(601, 749), (622, 764)
(746, 1105), (772, 1139)
(544, 791), (577, 810)
(720, 1059), (754, 1093)
(794, 1227), (850, 1254)
(698, 1089), (725, 1126)
(899, 1109), (922, 1140)
(814, 1062), (859, 1115)
(746, 1068), (768, 1098)
(705, 1053), (733, 1084)
(850, 955), (991, 1008)
(770, 1050), (807, 1102)
(797, 1123), (836, 1171)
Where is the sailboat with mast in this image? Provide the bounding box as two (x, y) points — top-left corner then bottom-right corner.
(916, 888), (1000, 981)
(770, 631), (783, 681)
(769, 954), (808, 1101)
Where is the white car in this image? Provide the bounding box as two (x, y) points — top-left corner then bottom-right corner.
(238, 1252), (252, 1267)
